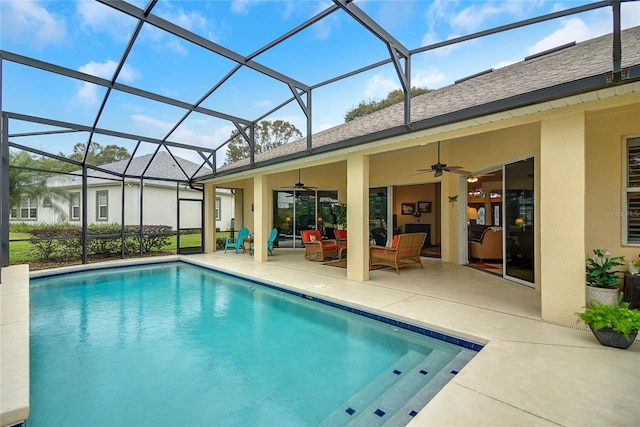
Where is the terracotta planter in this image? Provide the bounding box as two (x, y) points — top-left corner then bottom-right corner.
(590, 326), (638, 349)
(585, 285), (619, 306)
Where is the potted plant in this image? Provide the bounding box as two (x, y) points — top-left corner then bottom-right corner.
(577, 297), (640, 349)
(585, 249), (625, 305)
(628, 255), (640, 275)
(333, 202), (347, 229)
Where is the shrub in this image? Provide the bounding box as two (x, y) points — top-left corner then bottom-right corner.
(27, 224), (174, 262)
(578, 297), (640, 339)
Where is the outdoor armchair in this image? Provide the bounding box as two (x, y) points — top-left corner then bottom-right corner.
(252, 228), (279, 256)
(224, 227), (250, 254)
(300, 230), (337, 261)
(369, 232), (426, 274)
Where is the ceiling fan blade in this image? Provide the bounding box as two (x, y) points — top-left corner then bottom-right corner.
(416, 168), (435, 172)
(434, 170), (443, 178)
(447, 168), (471, 175)
(409, 171), (429, 176)
(446, 165), (464, 170)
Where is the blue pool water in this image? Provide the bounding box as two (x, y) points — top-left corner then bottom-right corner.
(29, 262), (478, 426)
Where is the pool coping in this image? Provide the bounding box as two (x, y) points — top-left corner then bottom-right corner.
(1, 264), (30, 427)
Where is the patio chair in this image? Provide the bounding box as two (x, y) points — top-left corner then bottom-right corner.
(369, 232), (426, 274)
(224, 227), (250, 254)
(300, 230), (337, 261)
(250, 228), (279, 256)
(335, 229), (348, 260)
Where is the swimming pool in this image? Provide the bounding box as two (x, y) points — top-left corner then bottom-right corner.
(29, 261), (480, 426)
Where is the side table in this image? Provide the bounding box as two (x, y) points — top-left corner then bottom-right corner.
(623, 274), (640, 309)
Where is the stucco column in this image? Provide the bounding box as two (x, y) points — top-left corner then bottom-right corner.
(439, 172), (462, 264)
(346, 154), (369, 281)
(204, 183), (216, 253)
(253, 174), (269, 262)
(540, 112), (586, 324)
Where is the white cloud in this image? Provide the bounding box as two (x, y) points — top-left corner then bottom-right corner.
(622, 1), (640, 28)
(230, 0), (251, 15)
(169, 8), (207, 32)
(451, 3), (501, 33)
(364, 74), (399, 100)
(311, 1), (335, 40)
(256, 100), (275, 109)
(527, 17), (591, 56)
(412, 69), (447, 90)
(77, 0), (134, 42)
(1, 0), (67, 47)
(492, 59), (518, 70)
(132, 114), (174, 133)
(76, 60), (141, 104)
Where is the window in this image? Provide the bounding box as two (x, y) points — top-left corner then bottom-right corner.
(96, 191), (108, 221)
(42, 195), (52, 208)
(215, 197), (221, 221)
(626, 137), (640, 243)
(20, 196), (37, 220)
(70, 192), (80, 221)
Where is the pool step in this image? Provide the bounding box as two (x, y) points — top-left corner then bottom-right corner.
(381, 348), (477, 426)
(319, 348), (458, 427)
(345, 349), (454, 427)
(318, 350), (426, 427)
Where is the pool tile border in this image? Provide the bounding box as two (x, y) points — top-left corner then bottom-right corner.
(31, 259), (484, 352)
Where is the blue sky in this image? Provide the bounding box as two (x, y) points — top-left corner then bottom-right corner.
(2, 0), (639, 167)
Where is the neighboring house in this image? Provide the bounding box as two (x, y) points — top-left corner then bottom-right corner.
(10, 152), (235, 232)
(204, 27), (640, 326)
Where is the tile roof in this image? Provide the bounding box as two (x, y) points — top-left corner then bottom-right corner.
(48, 151), (211, 188)
(217, 26), (640, 173)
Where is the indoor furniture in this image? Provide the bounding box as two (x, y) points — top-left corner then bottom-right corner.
(369, 232), (426, 274)
(404, 223), (431, 247)
(623, 274), (640, 309)
(469, 227), (502, 262)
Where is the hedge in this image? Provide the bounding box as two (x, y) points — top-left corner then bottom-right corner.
(28, 224), (173, 262)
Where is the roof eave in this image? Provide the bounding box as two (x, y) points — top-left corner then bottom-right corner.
(195, 65), (640, 183)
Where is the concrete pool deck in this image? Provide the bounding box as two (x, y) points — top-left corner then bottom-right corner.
(2, 251), (639, 426)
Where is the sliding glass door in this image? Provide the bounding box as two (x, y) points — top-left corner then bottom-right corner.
(273, 190), (338, 248)
(504, 157), (535, 285)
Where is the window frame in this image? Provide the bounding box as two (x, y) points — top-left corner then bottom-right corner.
(96, 190), (108, 221)
(624, 136), (640, 244)
(19, 196), (38, 220)
(215, 197), (221, 221)
(70, 192), (81, 221)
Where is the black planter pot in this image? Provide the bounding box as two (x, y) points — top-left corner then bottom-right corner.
(589, 326), (638, 349)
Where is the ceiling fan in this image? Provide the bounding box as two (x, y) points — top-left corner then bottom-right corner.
(284, 169), (317, 191)
(414, 141), (471, 177)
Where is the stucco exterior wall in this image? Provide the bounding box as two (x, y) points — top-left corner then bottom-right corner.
(585, 103), (640, 260)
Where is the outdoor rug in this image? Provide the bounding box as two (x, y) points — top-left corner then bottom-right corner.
(468, 262), (502, 275)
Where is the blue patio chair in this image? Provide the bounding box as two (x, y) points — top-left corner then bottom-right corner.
(267, 228), (278, 256)
(249, 228), (279, 256)
(224, 227), (249, 254)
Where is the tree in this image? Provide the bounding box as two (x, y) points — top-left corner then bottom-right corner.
(8, 151), (71, 220)
(344, 87), (431, 122)
(35, 142), (131, 173)
(68, 142), (130, 166)
(224, 120), (302, 164)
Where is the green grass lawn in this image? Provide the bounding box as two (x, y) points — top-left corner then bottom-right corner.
(9, 231), (234, 265)
(9, 232), (32, 264)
